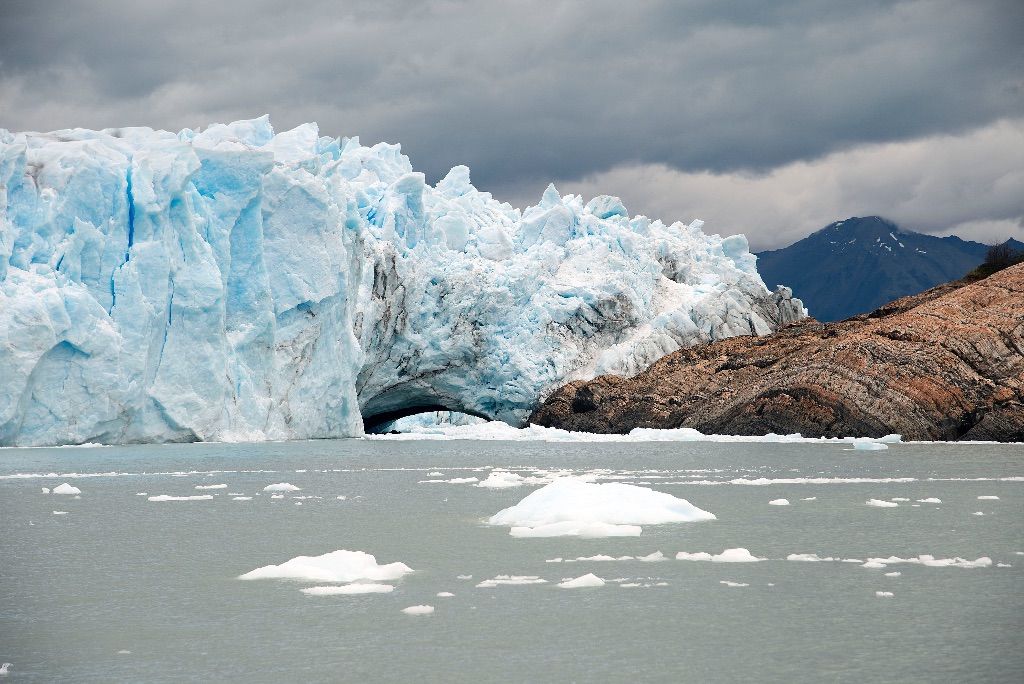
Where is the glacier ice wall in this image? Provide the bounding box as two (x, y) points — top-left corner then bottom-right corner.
(0, 117), (804, 446)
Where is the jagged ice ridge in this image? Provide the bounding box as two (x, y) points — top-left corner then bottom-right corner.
(0, 117), (804, 446)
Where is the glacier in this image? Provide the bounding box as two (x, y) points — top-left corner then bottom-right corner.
(0, 116), (804, 446)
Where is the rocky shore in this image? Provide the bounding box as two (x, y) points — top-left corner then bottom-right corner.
(529, 264), (1024, 441)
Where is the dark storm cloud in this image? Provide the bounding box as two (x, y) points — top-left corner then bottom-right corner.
(1, 0), (1022, 243)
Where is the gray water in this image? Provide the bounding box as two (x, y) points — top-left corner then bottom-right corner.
(1, 439), (1022, 683)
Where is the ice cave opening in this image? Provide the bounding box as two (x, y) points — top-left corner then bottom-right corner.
(363, 405), (491, 433)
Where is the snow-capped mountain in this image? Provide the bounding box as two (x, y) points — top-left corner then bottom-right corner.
(755, 216), (1023, 322)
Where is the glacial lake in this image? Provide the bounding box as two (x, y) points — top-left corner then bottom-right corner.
(1, 437), (1022, 683)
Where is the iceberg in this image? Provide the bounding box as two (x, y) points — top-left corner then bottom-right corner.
(0, 117), (805, 446)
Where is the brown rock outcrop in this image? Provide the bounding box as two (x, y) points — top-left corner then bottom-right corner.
(529, 264), (1024, 441)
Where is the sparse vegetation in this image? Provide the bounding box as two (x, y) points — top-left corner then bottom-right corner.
(963, 242), (1024, 282)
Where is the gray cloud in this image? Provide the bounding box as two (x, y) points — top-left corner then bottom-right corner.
(1, 0), (1022, 245)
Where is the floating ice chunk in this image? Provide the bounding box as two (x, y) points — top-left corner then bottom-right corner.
(489, 478), (714, 538)
(402, 605), (435, 615)
(136, 493), (147, 496)
(712, 548), (763, 563)
(862, 555), (991, 569)
(53, 483), (81, 495)
(196, 484), (227, 490)
(232, 496), (253, 501)
(239, 550), (413, 582)
(676, 552), (714, 561)
(41, 487), (50, 494)
(866, 499), (898, 507)
(437, 592), (455, 597)
(917, 498), (941, 503)
(787, 553), (835, 562)
(547, 558), (563, 563)
(891, 497), (910, 502)
(972, 511), (984, 516)
(427, 472), (444, 477)
(301, 584), (394, 595)
(477, 471), (525, 488)
(558, 573), (605, 588)
(271, 494), (284, 499)
(510, 521), (642, 538)
(264, 483), (300, 492)
(421, 477), (479, 484)
(802, 497), (817, 501)
(148, 495), (214, 502)
(117, 651), (131, 655)
(720, 581), (749, 587)
(476, 575), (546, 588)
(52, 511), (67, 515)
(769, 498), (790, 506)
(854, 442), (888, 451)
(637, 551), (667, 562)
(876, 591), (894, 597)
(885, 572), (901, 577)
(457, 575), (473, 580)
(977, 495), (999, 500)
(574, 554), (620, 562)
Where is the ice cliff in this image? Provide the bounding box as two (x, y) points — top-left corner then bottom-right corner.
(0, 117), (804, 446)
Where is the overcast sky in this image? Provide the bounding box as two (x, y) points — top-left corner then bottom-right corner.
(1, 0), (1022, 250)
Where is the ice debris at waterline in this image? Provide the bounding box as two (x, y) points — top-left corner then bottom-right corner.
(0, 117), (805, 447)
(51, 483), (81, 495)
(488, 477), (715, 537)
(239, 549), (413, 582)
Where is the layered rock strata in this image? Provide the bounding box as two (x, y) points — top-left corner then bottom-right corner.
(530, 264), (1024, 441)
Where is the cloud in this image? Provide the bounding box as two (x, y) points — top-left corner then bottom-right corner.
(1, 1), (1021, 247)
(549, 119), (1024, 250)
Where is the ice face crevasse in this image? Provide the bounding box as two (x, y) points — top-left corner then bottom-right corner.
(0, 117), (805, 446)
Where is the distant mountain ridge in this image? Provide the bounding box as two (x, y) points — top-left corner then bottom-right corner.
(754, 216), (1024, 322)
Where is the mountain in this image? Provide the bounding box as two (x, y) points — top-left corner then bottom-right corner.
(754, 216), (1024, 322)
(529, 263), (1024, 442)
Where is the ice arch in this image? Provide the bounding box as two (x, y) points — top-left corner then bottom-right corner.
(0, 117), (805, 446)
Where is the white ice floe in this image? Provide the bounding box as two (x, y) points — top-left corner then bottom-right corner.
(854, 442), (888, 451)
(402, 605), (434, 615)
(676, 552), (714, 561)
(977, 495), (999, 500)
(263, 483), (300, 492)
(638, 551), (667, 562)
(720, 581), (749, 587)
(769, 498), (790, 506)
(148, 494), (214, 502)
(802, 497), (817, 501)
(239, 550), (413, 582)
(437, 592), (455, 597)
(558, 573), (606, 588)
(52, 511), (67, 515)
(997, 563), (1011, 568)
(972, 512), (984, 516)
(477, 471), (525, 488)
(891, 497), (909, 502)
(677, 548), (763, 563)
(475, 575), (546, 588)
(41, 487), (49, 494)
(885, 572), (901, 577)
(196, 484), (227, 490)
(232, 496), (253, 501)
(271, 494), (284, 499)
(917, 498), (941, 503)
(427, 472), (444, 477)
(420, 477), (479, 484)
(301, 584), (394, 596)
(876, 591), (894, 597)
(787, 553), (835, 562)
(489, 477), (714, 537)
(862, 555), (991, 569)
(52, 483), (81, 495)
(866, 499), (898, 507)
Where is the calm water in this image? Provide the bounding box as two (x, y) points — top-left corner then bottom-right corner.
(1, 439), (1022, 683)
